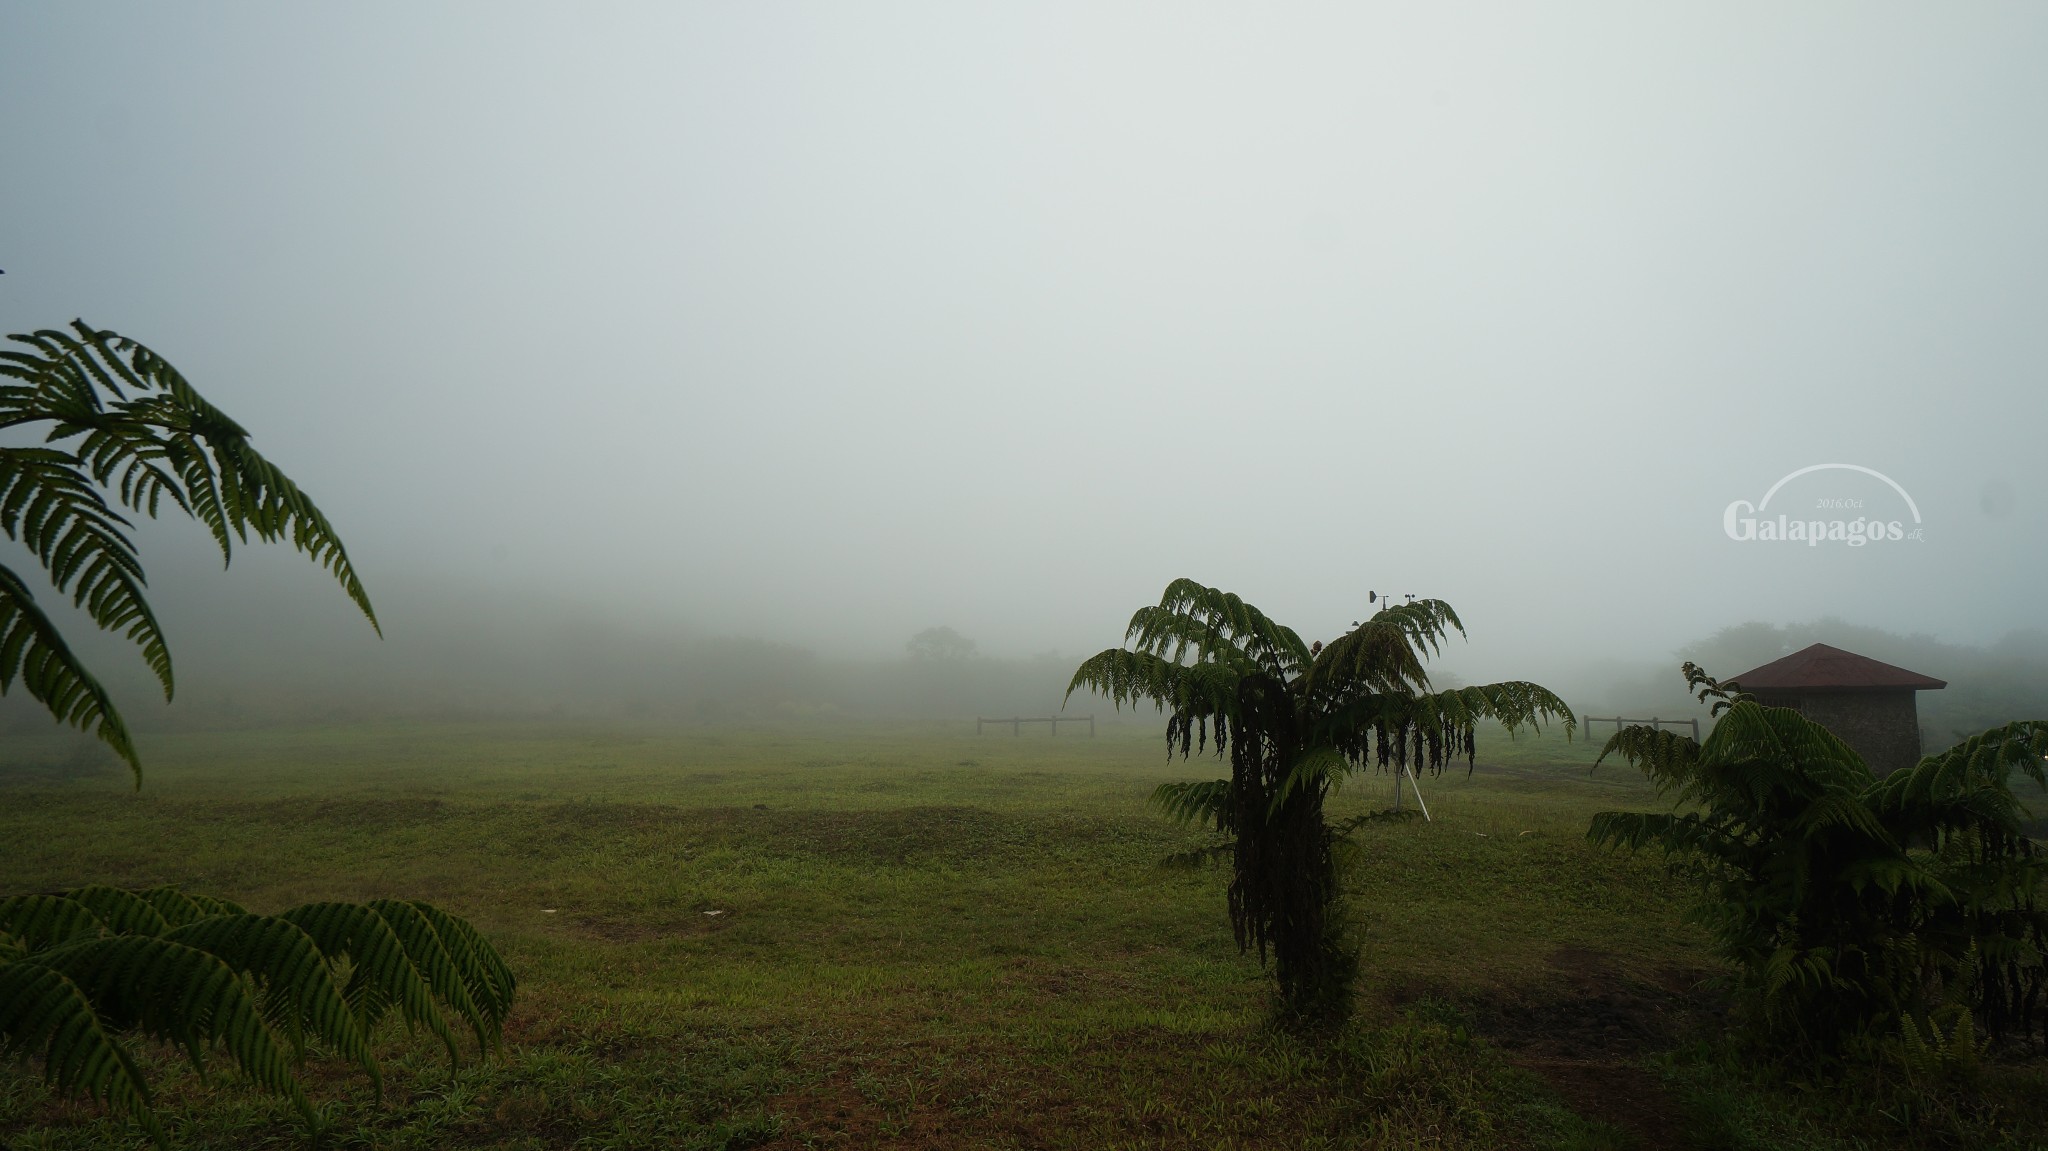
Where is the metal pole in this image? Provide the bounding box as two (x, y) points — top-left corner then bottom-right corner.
(1407, 767), (1432, 822)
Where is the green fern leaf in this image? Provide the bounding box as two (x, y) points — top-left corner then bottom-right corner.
(0, 320), (382, 780)
(0, 894), (111, 952)
(63, 885), (174, 936)
(365, 899), (490, 1051)
(162, 914), (376, 1087)
(0, 563), (139, 778)
(1152, 779), (1232, 830)
(0, 960), (166, 1148)
(22, 934), (315, 1125)
(276, 901), (464, 1064)
(398, 900), (516, 1048)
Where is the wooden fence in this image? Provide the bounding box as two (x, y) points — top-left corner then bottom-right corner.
(1580, 715), (1700, 741)
(976, 715), (1095, 736)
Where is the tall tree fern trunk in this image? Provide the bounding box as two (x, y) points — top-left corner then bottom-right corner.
(1230, 738), (1355, 1020)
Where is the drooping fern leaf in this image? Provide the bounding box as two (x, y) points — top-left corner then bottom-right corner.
(366, 899), (494, 1053)
(398, 899), (517, 1048)
(0, 563), (139, 772)
(0, 319), (379, 785)
(0, 887), (515, 1148)
(0, 893), (113, 952)
(1151, 779), (1232, 830)
(63, 884), (176, 937)
(0, 960), (165, 1147)
(275, 901), (466, 1065)
(24, 934), (316, 1126)
(133, 885), (246, 929)
(162, 914), (376, 1088)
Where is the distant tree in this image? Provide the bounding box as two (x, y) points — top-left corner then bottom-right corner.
(905, 625), (976, 661)
(0, 320), (376, 782)
(1069, 580), (1573, 1020)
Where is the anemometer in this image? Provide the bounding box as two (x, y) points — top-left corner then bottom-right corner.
(1363, 590), (1431, 821)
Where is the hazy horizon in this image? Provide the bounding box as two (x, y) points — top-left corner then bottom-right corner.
(4, 4), (2043, 720)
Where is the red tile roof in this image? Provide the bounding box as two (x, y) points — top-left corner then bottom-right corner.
(1730, 643), (1946, 692)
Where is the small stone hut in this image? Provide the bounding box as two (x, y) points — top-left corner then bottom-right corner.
(1729, 643), (1946, 777)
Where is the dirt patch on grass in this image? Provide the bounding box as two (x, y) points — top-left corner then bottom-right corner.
(757, 1042), (1048, 1151)
(1415, 946), (1724, 1150)
(255, 796), (457, 829)
(1520, 1056), (1698, 1150)
(564, 911), (712, 943)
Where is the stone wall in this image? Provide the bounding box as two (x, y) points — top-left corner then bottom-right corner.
(1786, 689), (1925, 777)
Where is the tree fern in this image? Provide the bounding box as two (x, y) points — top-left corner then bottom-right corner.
(0, 887), (513, 1148)
(1591, 666), (2048, 1053)
(0, 319), (377, 784)
(1070, 580), (1572, 1020)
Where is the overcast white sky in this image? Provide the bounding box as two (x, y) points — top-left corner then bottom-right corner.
(3, 3), (2042, 691)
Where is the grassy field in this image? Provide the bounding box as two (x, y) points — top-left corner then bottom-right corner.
(1, 718), (2042, 1150)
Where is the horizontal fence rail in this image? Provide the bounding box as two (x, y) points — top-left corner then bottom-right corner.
(1580, 715), (1700, 741)
(976, 715), (1095, 736)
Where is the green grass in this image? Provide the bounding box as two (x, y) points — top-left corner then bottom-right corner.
(2, 719), (2043, 1149)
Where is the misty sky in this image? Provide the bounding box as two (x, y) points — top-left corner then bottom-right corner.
(3, 4), (2043, 692)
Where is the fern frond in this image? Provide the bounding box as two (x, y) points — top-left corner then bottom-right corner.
(400, 900), (516, 1048)
(0, 961), (164, 1148)
(1301, 619), (1430, 697)
(1588, 810), (1734, 858)
(162, 914), (376, 1087)
(0, 447), (169, 698)
(0, 322), (380, 780)
(1684, 662), (1754, 715)
(364, 899), (492, 1053)
(1152, 779), (1231, 830)
(276, 901), (463, 1064)
(1593, 723), (1699, 785)
(0, 562), (139, 780)
(1126, 580), (1312, 677)
(1364, 598), (1466, 658)
(1415, 682), (1575, 736)
(1701, 702), (1869, 786)
(62, 885), (174, 937)
(133, 885), (247, 929)
(23, 934), (314, 1126)
(1269, 747), (1352, 816)
(1870, 721), (2048, 825)
(0, 894), (109, 952)
(1066, 648), (1242, 721)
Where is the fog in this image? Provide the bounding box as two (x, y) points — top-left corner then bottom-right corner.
(2, 5), (2043, 736)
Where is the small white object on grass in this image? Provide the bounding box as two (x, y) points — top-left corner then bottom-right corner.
(542, 909), (557, 914)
